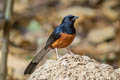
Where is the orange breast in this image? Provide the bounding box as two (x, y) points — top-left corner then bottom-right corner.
(51, 33), (75, 48)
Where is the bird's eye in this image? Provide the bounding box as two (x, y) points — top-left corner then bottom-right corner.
(68, 17), (74, 21)
(70, 16), (74, 19)
(69, 17), (73, 21)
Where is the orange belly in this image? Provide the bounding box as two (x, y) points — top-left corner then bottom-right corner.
(51, 33), (75, 48)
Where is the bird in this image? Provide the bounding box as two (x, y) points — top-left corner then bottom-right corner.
(24, 15), (79, 74)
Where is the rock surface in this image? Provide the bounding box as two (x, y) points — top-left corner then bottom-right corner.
(28, 53), (120, 80)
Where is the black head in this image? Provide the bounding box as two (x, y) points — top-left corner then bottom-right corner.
(62, 15), (79, 24)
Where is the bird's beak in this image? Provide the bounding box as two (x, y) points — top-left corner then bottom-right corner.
(72, 16), (79, 20)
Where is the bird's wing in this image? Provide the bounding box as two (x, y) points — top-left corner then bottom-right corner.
(46, 31), (61, 47)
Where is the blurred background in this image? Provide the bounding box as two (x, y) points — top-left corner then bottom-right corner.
(0, 0), (120, 80)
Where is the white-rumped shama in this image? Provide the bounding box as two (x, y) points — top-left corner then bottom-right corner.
(24, 15), (79, 74)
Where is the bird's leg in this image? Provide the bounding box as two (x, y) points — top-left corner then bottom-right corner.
(66, 48), (73, 55)
(55, 48), (59, 59)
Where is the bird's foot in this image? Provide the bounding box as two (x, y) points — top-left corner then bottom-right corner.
(66, 48), (74, 55)
(55, 48), (60, 59)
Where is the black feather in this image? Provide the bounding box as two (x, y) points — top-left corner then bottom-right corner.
(24, 47), (51, 74)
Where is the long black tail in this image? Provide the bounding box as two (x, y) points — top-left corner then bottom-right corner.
(24, 46), (51, 74)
